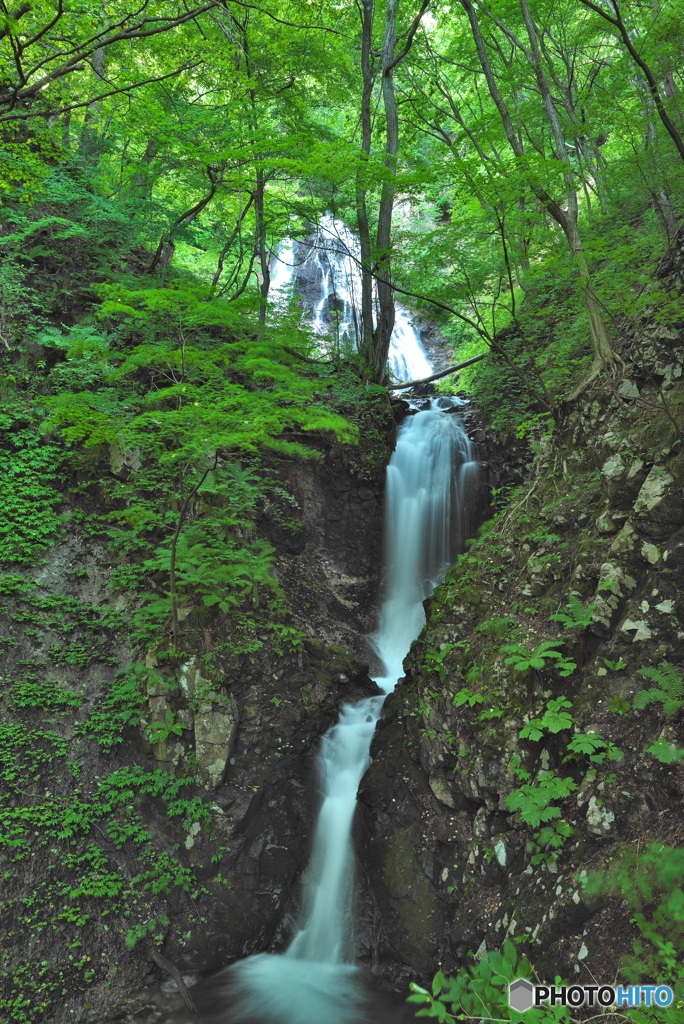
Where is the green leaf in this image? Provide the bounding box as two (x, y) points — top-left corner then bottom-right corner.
(610, 695), (630, 714)
(648, 742), (684, 765)
(432, 970), (446, 996)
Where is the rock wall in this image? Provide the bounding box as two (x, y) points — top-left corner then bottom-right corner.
(0, 412), (392, 1024)
(359, 312), (684, 989)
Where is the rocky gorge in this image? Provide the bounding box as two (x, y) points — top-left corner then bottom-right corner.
(4, 233), (684, 1022)
(360, 249), (684, 1004)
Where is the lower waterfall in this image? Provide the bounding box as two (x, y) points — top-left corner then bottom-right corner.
(193, 399), (480, 1023)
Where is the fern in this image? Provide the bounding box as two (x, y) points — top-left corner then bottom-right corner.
(634, 662), (684, 715)
(475, 615), (515, 638)
(549, 595), (595, 630)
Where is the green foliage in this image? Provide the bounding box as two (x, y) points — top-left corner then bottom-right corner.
(549, 596), (595, 631)
(424, 644), (457, 683)
(408, 939), (571, 1022)
(0, 715), (212, 890)
(507, 771), (577, 828)
(502, 641), (576, 677)
(75, 664), (149, 751)
(528, 820), (574, 867)
(146, 710), (184, 745)
(124, 914), (171, 949)
(2, 1), (684, 1017)
(587, 844), (684, 1017)
(519, 697), (573, 741)
(453, 687), (484, 708)
(9, 674), (82, 710)
(39, 300), (357, 641)
(634, 663), (684, 715)
(647, 742), (684, 765)
(475, 615), (516, 638)
(564, 731), (623, 764)
(0, 420), (64, 564)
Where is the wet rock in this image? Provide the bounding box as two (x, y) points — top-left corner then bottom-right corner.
(601, 454), (648, 507)
(633, 459), (684, 539)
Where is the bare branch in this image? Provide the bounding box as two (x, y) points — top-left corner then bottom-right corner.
(388, 353), (487, 389)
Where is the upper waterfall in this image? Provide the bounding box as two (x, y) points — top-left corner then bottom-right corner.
(270, 215), (432, 382)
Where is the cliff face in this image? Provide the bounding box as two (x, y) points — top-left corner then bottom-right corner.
(359, 276), (684, 992)
(0, 401), (393, 1024)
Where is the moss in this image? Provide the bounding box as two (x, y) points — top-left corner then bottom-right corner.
(383, 823), (439, 971)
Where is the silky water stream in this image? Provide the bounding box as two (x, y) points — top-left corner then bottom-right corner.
(186, 227), (480, 1023)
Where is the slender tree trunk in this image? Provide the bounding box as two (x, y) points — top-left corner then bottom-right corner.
(209, 192), (255, 296)
(644, 107), (678, 241)
(373, 0), (399, 380)
(518, 0), (616, 371)
(148, 170), (219, 273)
(355, 0), (375, 364)
(131, 137), (158, 195)
(462, 0), (617, 378)
(578, 0), (684, 165)
(254, 169), (270, 341)
(242, 20), (270, 341)
(77, 46), (105, 164)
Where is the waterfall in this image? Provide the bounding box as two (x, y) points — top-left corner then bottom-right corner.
(372, 398), (475, 691)
(285, 696), (383, 963)
(270, 215), (432, 382)
(284, 397), (477, 972)
(198, 223), (480, 1024)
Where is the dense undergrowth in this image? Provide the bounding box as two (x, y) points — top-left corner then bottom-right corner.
(0, 167), (390, 1023)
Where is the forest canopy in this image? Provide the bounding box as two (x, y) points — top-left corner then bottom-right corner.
(1, 0), (683, 402)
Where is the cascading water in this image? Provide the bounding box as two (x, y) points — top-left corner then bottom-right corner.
(195, 226), (480, 1024)
(372, 398), (475, 690)
(270, 215), (432, 383)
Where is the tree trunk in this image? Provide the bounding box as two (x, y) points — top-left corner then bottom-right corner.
(578, 0), (684, 165)
(77, 46), (106, 165)
(131, 137), (158, 195)
(517, 0), (617, 371)
(254, 169), (270, 341)
(373, 0), (399, 381)
(462, 0), (618, 376)
(355, 0), (375, 365)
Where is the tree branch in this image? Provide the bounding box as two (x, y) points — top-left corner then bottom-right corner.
(0, 2), (31, 42)
(0, 63), (200, 123)
(577, 0), (684, 164)
(220, 0), (343, 34)
(386, 0), (431, 72)
(388, 353), (487, 389)
(10, 2), (220, 105)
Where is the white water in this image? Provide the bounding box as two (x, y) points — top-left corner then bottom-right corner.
(283, 397), (478, 974)
(286, 696), (383, 963)
(270, 215), (432, 382)
(372, 398), (475, 691)
(207, 223), (480, 1024)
